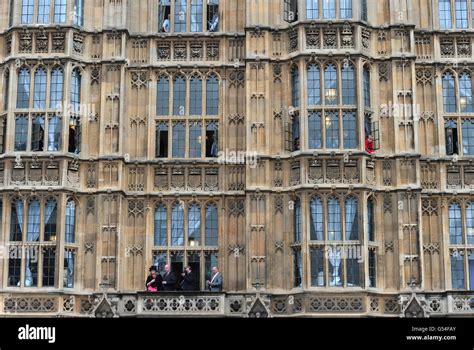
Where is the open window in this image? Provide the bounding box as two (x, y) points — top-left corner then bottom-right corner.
(445, 119), (459, 155)
(156, 122), (169, 158)
(68, 118), (81, 154)
(158, 0), (171, 32)
(284, 0), (298, 23)
(0, 117), (6, 154)
(207, 0), (219, 32)
(364, 113), (380, 153)
(206, 122), (219, 157)
(31, 115), (45, 152)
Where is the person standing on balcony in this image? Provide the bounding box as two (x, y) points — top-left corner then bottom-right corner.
(207, 267), (222, 292)
(180, 266), (196, 291)
(145, 266), (163, 292)
(162, 264), (177, 291)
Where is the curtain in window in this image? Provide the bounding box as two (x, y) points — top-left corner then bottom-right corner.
(345, 197), (359, 240)
(44, 199), (57, 234)
(13, 200), (24, 241)
(27, 200), (40, 242)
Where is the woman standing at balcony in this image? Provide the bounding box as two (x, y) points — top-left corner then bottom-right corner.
(146, 267), (163, 292)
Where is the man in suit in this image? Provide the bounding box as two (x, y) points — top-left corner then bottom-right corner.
(161, 264), (177, 291)
(180, 266), (196, 291)
(207, 266), (222, 292)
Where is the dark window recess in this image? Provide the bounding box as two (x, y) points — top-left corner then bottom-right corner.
(0, 118), (6, 154)
(156, 125), (169, 158)
(445, 120), (459, 155)
(292, 114), (301, 151)
(207, 0), (219, 32)
(206, 125), (218, 157)
(284, 0), (298, 22)
(68, 119), (81, 154)
(158, 0), (171, 32)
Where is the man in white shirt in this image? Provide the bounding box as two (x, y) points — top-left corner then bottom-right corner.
(207, 266), (222, 292)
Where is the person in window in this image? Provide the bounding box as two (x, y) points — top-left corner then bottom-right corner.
(162, 14), (171, 33)
(208, 13), (219, 32)
(207, 266), (222, 292)
(210, 135), (218, 157)
(293, 137), (300, 151)
(365, 134), (375, 154)
(146, 266), (163, 292)
(180, 266), (196, 291)
(161, 264), (177, 291)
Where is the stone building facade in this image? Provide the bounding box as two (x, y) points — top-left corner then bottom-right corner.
(0, 0), (473, 317)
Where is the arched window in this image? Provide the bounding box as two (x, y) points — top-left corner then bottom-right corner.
(340, 0), (352, 19)
(439, 0), (453, 28)
(363, 66), (371, 108)
(308, 111), (322, 149)
(157, 77), (170, 116)
(206, 74), (219, 115)
(171, 203), (185, 246)
(310, 197), (323, 240)
(308, 64), (321, 106)
(306, 0), (319, 19)
(456, 0), (468, 28)
(38, 0), (51, 23)
(173, 75), (186, 115)
(341, 63), (355, 105)
(70, 69), (81, 111)
(154, 204), (167, 246)
(345, 197), (359, 240)
(21, 0), (34, 24)
(190, 75), (202, 115)
(44, 199), (57, 241)
(54, 0), (67, 23)
(443, 72), (457, 113)
(10, 199), (24, 241)
(65, 200), (76, 243)
(327, 197), (341, 241)
(33, 68), (47, 109)
(449, 203), (463, 244)
(459, 72), (473, 113)
(27, 199), (41, 242)
(323, 0), (336, 19)
(324, 64), (338, 105)
(50, 68), (63, 109)
(325, 111), (339, 149)
(291, 66), (300, 108)
(17, 68), (30, 108)
(188, 203), (201, 246)
(205, 203), (218, 246)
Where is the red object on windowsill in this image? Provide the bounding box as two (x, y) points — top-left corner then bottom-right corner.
(365, 137), (375, 154)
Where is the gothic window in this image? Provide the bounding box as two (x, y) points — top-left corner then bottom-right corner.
(173, 75), (186, 116)
(310, 197), (324, 240)
(156, 122), (169, 158)
(50, 67), (64, 109)
(459, 72), (473, 113)
(363, 65), (371, 108)
(38, 0), (51, 23)
(451, 253), (465, 289)
(190, 75), (203, 115)
(189, 122), (202, 158)
(445, 119), (459, 155)
(26, 199), (40, 243)
(462, 119), (474, 155)
(327, 197), (341, 241)
(443, 72), (457, 113)
(154, 204), (167, 246)
(205, 203), (218, 246)
(74, 0), (84, 26)
(157, 77), (170, 116)
(188, 203), (201, 246)
(0, 117), (6, 154)
(308, 111), (322, 149)
(323, 0), (336, 19)
(368, 249), (376, 287)
(361, 0), (368, 21)
(340, 0), (352, 18)
(292, 113), (300, 151)
(17, 68), (31, 109)
(54, 0), (67, 23)
(466, 203), (474, 244)
(172, 122), (186, 157)
(341, 63), (356, 106)
(158, 0), (171, 32)
(308, 64), (321, 106)
(31, 115), (45, 151)
(206, 74), (219, 115)
(70, 68), (81, 111)
(449, 202), (463, 244)
(47, 115), (61, 151)
(310, 247), (325, 286)
(343, 112), (357, 149)
(44, 199), (57, 241)
(68, 117), (81, 154)
(42, 248), (56, 287)
(324, 64), (338, 105)
(33, 68), (47, 109)
(306, 0), (319, 19)
(325, 111), (339, 149)
(174, 0), (187, 32)
(191, 0), (203, 32)
(22, 0), (34, 24)
(171, 202), (185, 246)
(345, 197), (359, 240)
(368, 197), (375, 242)
(10, 199), (24, 242)
(64, 250), (75, 288)
(206, 122), (218, 157)
(456, 0), (469, 28)
(207, 0), (219, 32)
(3, 69), (9, 111)
(65, 199), (76, 243)
(9, 0), (14, 26)
(440, 0), (453, 28)
(14, 115), (28, 151)
(294, 199), (302, 242)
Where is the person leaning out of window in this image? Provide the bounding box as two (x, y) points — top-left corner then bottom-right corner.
(206, 266), (222, 292)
